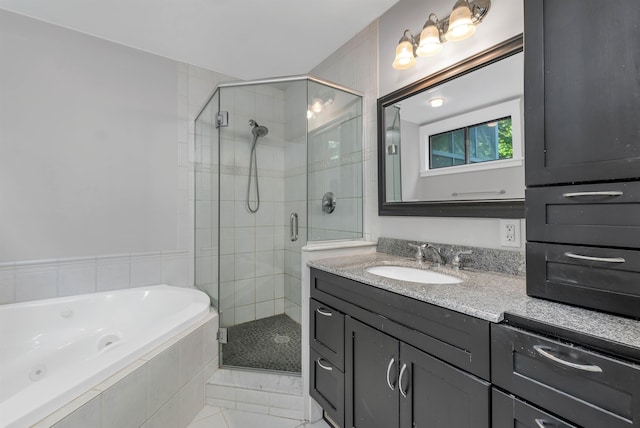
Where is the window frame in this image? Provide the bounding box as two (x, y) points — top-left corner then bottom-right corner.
(418, 98), (523, 178)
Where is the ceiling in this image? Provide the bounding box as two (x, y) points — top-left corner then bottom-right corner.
(0, 0), (398, 80)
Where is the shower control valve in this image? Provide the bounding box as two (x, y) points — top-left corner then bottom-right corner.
(322, 192), (337, 214)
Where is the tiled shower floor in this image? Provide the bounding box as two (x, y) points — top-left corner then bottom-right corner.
(221, 314), (301, 373)
(187, 406), (331, 428)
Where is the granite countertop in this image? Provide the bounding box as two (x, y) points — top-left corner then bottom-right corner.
(308, 252), (640, 352)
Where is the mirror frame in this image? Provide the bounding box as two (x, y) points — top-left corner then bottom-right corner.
(377, 34), (524, 218)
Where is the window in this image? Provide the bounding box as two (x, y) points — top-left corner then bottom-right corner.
(418, 98), (522, 178)
(430, 117), (513, 169)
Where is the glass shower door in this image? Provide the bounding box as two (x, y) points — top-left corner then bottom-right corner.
(217, 80), (307, 373)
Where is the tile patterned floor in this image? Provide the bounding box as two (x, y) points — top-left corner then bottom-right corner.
(222, 314), (301, 373)
(187, 406), (331, 428)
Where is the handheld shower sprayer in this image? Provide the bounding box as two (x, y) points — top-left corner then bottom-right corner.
(246, 119), (269, 213)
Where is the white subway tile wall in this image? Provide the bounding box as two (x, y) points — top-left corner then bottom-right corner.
(32, 314), (219, 428)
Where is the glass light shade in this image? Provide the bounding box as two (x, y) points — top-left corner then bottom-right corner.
(392, 39), (416, 70)
(446, 0), (476, 42)
(311, 98), (324, 113)
(416, 20), (442, 57)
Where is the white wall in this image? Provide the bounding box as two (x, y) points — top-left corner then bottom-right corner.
(312, 0), (525, 250)
(0, 10), (178, 261)
(0, 10), (234, 303)
(379, 0), (523, 95)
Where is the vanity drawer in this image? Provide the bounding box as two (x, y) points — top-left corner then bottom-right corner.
(527, 242), (640, 318)
(526, 181), (640, 248)
(310, 347), (344, 428)
(310, 299), (344, 370)
(491, 324), (640, 427)
(492, 388), (577, 428)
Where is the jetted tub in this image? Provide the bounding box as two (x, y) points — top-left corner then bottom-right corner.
(0, 285), (211, 428)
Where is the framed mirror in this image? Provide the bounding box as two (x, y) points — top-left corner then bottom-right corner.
(377, 34), (524, 218)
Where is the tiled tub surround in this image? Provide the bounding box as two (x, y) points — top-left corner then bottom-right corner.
(307, 253), (640, 351)
(377, 237), (526, 276)
(0, 250), (190, 305)
(0, 286), (215, 428)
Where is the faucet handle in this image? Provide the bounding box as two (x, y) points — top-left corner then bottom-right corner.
(408, 243), (427, 262)
(452, 250), (473, 270)
(408, 243), (427, 250)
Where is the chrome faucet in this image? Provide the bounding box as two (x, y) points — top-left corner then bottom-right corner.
(407, 243), (427, 264)
(452, 250), (473, 270)
(425, 244), (444, 267)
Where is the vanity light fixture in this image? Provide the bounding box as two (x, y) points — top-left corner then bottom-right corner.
(429, 97), (445, 108)
(392, 0), (491, 70)
(306, 94), (335, 119)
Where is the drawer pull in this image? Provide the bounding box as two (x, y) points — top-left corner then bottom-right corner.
(317, 358), (333, 371)
(562, 191), (623, 198)
(316, 308), (333, 317)
(399, 363), (409, 398)
(386, 358), (396, 391)
(564, 252), (626, 264)
(534, 345), (603, 373)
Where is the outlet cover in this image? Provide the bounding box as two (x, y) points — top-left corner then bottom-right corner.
(500, 219), (521, 247)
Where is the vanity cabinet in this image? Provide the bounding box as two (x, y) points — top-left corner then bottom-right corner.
(492, 324), (640, 427)
(524, 0), (640, 318)
(310, 268), (490, 428)
(524, 0), (640, 186)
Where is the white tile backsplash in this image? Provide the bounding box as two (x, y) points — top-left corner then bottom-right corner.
(58, 260), (96, 297)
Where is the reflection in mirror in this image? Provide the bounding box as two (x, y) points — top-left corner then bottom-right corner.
(377, 35), (524, 218)
(385, 105), (402, 201)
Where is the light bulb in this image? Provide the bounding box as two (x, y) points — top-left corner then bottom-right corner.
(416, 16), (442, 57)
(446, 0), (476, 42)
(429, 98), (445, 108)
(392, 31), (416, 70)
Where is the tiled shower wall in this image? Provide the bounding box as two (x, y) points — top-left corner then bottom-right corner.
(216, 84), (290, 328)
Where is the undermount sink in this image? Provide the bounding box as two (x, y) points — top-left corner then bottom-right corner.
(365, 265), (462, 284)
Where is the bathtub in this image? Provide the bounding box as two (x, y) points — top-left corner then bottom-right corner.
(0, 285), (211, 428)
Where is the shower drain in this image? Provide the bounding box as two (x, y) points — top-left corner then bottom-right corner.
(274, 334), (290, 344)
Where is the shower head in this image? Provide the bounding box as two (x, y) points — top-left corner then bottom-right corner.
(249, 119), (269, 138)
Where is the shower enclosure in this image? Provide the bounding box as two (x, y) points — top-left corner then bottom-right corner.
(194, 76), (363, 374)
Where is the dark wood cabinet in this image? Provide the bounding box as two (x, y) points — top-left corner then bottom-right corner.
(524, 0), (640, 318)
(310, 268), (490, 428)
(492, 389), (577, 428)
(344, 316), (490, 428)
(524, 0), (640, 186)
(344, 317), (399, 428)
(492, 324), (640, 427)
(398, 342), (489, 428)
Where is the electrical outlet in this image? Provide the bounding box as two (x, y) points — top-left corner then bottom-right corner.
(500, 219), (521, 247)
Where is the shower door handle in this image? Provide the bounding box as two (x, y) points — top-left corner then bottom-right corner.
(290, 213), (298, 242)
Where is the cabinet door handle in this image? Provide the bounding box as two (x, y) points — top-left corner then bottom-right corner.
(316, 307), (333, 317)
(562, 191), (623, 199)
(398, 363), (408, 397)
(386, 358), (396, 391)
(564, 252), (626, 264)
(533, 345), (603, 373)
(317, 358), (333, 371)
(534, 419), (557, 428)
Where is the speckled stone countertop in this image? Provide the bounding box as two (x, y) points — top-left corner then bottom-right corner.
(307, 252), (640, 351)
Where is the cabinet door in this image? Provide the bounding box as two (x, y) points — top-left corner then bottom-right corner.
(524, 0), (640, 186)
(345, 316), (400, 428)
(399, 342), (490, 428)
